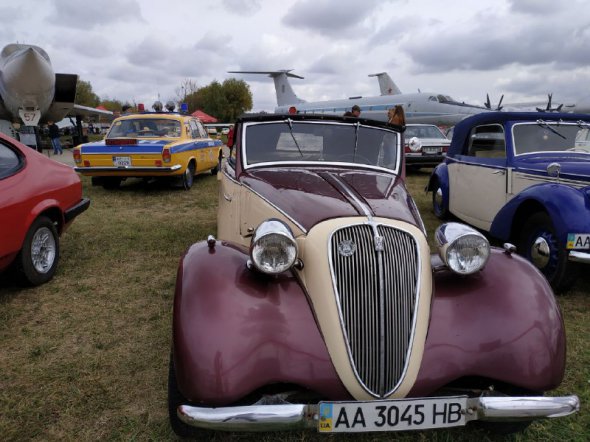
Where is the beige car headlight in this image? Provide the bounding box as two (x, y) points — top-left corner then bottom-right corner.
(435, 222), (490, 275)
(249, 219), (298, 274)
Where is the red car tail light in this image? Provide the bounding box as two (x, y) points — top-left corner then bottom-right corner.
(155, 160), (162, 166)
(73, 149), (81, 163)
(83, 160), (90, 167)
(162, 148), (171, 163)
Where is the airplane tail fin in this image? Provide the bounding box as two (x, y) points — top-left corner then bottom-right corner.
(228, 70), (306, 106)
(368, 72), (402, 95)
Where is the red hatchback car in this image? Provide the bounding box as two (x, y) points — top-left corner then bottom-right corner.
(0, 133), (89, 285)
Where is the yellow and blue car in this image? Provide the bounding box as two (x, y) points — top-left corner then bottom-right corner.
(73, 112), (223, 189)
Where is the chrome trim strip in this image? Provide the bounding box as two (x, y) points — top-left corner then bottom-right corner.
(514, 171), (589, 187)
(74, 165), (182, 172)
(78, 151), (165, 155)
(569, 250), (590, 264)
(177, 395), (579, 431)
(328, 173), (373, 218)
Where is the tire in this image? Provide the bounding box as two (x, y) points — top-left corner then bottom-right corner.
(517, 212), (578, 292)
(211, 151), (222, 175)
(102, 177), (122, 189)
(432, 181), (449, 220)
(168, 354), (206, 439)
(16, 216), (60, 286)
(182, 162), (195, 190)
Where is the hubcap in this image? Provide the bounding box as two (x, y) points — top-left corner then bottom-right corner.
(31, 227), (56, 273)
(531, 236), (551, 268)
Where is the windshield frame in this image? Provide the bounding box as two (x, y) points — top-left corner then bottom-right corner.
(240, 120), (402, 175)
(511, 121), (590, 157)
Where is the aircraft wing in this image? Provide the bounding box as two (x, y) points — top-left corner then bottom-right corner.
(70, 104), (113, 120)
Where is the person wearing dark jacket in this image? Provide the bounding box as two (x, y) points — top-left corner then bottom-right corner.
(48, 121), (63, 155)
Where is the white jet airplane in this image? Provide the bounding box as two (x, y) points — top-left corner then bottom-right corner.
(0, 43), (112, 138)
(228, 70), (487, 126)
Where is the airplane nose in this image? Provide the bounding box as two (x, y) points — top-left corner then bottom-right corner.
(1, 46), (55, 94)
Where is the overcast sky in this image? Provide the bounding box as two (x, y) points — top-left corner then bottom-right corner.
(5, 0), (590, 111)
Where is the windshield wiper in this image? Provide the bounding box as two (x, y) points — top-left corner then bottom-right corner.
(576, 120), (590, 130)
(284, 118), (304, 157)
(536, 119), (566, 139)
(353, 121), (360, 161)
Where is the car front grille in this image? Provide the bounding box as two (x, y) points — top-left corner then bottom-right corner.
(329, 223), (420, 397)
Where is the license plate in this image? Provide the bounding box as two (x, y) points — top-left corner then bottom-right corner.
(567, 233), (590, 249)
(318, 396), (467, 433)
(113, 156), (131, 167)
(423, 147), (440, 155)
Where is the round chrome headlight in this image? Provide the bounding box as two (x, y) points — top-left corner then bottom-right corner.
(250, 219), (298, 275)
(408, 137), (422, 152)
(435, 222), (490, 275)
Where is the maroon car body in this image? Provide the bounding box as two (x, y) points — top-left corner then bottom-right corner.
(170, 114), (577, 436)
(0, 133), (89, 285)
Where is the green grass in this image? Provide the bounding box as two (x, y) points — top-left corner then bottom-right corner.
(0, 170), (587, 441)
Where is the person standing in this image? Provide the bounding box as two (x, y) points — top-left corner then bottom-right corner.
(226, 124), (235, 157)
(48, 120), (63, 155)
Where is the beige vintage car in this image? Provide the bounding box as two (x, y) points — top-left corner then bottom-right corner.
(169, 114), (578, 437)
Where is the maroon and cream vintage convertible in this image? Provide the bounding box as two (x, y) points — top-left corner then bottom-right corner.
(169, 114), (578, 437)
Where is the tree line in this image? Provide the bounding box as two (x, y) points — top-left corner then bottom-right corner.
(76, 77), (253, 122)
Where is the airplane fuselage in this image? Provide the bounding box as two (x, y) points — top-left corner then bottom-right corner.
(276, 92), (487, 126)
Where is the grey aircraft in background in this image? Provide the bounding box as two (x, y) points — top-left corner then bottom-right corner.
(228, 70), (488, 126)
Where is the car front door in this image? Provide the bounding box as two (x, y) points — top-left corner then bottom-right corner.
(449, 124), (508, 231)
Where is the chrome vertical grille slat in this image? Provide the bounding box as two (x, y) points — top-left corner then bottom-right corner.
(330, 223), (419, 397)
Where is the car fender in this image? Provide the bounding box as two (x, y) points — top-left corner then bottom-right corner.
(172, 240), (350, 406)
(426, 163), (449, 195)
(489, 183), (590, 242)
(410, 248), (566, 396)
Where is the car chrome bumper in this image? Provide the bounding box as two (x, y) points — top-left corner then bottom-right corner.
(178, 395), (579, 432)
(74, 165), (182, 173)
(569, 250), (590, 264)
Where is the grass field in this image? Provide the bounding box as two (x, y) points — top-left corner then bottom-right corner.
(0, 169), (588, 441)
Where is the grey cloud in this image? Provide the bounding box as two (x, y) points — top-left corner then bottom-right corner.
(282, 0), (383, 37)
(48, 0), (143, 30)
(195, 33), (234, 53)
(403, 10), (590, 73)
(222, 0), (261, 16)
(508, 0), (556, 15)
(0, 7), (23, 21)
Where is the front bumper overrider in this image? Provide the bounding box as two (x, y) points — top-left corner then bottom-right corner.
(177, 395), (579, 432)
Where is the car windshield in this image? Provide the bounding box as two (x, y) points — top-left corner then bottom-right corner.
(107, 118), (182, 138)
(244, 120), (400, 171)
(405, 125), (446, 140)
(513, 122), (590, 155)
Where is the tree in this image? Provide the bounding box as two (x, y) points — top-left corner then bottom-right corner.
(221, 78), (253, 122)
(75, 79), (100, 107)
(179, 78), (253, 121)
(99, 99), (124, 112)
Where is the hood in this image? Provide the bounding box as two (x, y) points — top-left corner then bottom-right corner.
(241, 168), (420, 231)
(516, 155), (590, 182)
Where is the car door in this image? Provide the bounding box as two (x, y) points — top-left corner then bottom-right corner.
(449, 124), (508, 231)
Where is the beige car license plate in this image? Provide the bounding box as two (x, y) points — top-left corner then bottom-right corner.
(318, 396), (467, 433)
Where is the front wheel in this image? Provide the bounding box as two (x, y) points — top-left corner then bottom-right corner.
(432, 181), (449, 219)
(517, 212), (578, 292)
(17, 216), (60, 286)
